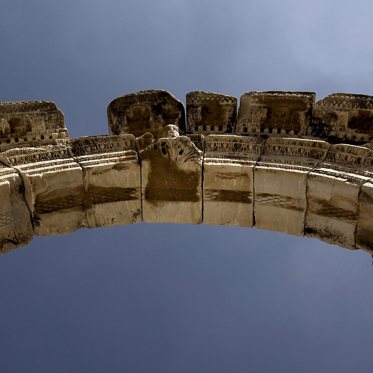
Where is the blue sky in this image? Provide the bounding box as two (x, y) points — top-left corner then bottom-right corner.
(0, 1), (373, 372)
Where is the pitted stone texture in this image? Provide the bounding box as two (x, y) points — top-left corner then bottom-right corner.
(0, 101), (68, 151)
(108, 90), (185, 138)
(305, 144), (372, 249)
(0, 145), (85, 236)
(0, 164), (33, 253)
(356, 181), (373, 254)
(254, 138), (329, 236)
(236, 91), (315, 136)
(72, 135), (141, 228)
(186, 92), (237, 134)
(187, 134), (205, 151)
(140, 136), (203, 224)
(312, 93), (373, 144)
(204, 135), (265, 227)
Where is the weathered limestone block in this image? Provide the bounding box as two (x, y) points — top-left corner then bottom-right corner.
(71, 135), (141, 228)
(203, 135), (265, 227)
(356, 181), (373, 254)
(108, 90), (185, 138)
(140, 136), (203, 224)
(254, 138), (329, 236)
(354, 151), (373, 253)
(0, 101), (68, 151)
(305, 144), (372, 249)
(186, 92), (237, 134)
(236, 91), (315, 136)
(0, 164), (33, 253)
(312, 93), (373, 144)
(0, 144), (84, 236)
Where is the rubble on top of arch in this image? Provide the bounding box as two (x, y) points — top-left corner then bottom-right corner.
(0, 101), (68, 151)
(1, 90), (372, 147)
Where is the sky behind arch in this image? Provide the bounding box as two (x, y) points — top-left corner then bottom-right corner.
(0, 1), (373, 372)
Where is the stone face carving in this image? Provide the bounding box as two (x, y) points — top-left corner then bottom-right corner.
(186, 91), (237, 134)
(71, 134), (141, 228)
(107, 90), (185, 138)
(255, 137), (329, 236)
(0, 101), (68, 151)
(1, 91), (373, 258)
(140, 136), (203, 224)
(312, 93), (373, 144)
(204, 135), (265, 227)
(236, 91), (315, 136)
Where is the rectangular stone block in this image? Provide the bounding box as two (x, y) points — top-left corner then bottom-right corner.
(0, 165), (33, 253)
(140, 136), (203, 224)
(72, 135), (141, 228)
(0, 100), (68, 151)
(108, 90), (185, 137)
(254, 138), (329, 236)
(236, 91), (315, 136)
(255, 167), (307, 236)
(356, 181), (373, 254)
(0, 144), (85, 236)
(305, 144), (371, 249)
(203, 135), (265, 227)
(186, 92), (237, 134)
(306, 174), (361, 248)
(313, 93), (373, 144)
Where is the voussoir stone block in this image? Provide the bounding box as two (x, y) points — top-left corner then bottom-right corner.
(236, 91), (315, 136)
(140, 136), (203, 224)
(0, 164), (33, 253)
(186, 91), (237, 134)
(203, 135), (265, 227)
(356, 181), (373, 254)
(0, 144), (85, 236)
(71, 134), (141, 228)
(254, 137), (329, 236)
(305, 144), (372, 249)
(107, 90), (185, 138)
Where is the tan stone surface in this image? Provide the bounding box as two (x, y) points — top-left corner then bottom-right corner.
(187, 134), (205, 151)
(254, 138), (329, 236)
(313, 93), (373, 144)
(236, 91), (315, 136)
(140, 136), (203, 224)
(0, 101), (68, 151)
(1, 92), (373, 257)
(204, 135), (265, 227)
(0, 164), (33, 253)
(305, 144), (371, 249)
(356, 181), (373, 254)
(186, 92), (237, 134)
(0, 144), (85, 236)
(72, 134), (141, 228)
(108, 90), (185, 138)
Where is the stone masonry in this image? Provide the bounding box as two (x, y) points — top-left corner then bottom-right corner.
(0, 90), (373, 257)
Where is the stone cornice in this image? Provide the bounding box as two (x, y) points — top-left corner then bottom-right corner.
(0, 90), (372, 258)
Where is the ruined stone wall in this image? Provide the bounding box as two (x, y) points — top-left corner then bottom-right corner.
(1, 90), (373, 256)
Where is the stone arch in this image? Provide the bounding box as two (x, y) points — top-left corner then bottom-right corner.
(0, 90), (372, 259)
